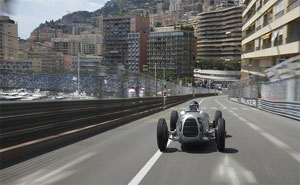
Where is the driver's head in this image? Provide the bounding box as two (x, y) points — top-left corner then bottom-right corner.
(189, 101), (199, 111)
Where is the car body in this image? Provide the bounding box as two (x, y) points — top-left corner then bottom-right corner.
(157, 101), (226, 152)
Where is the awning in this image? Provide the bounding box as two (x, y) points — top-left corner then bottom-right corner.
(261, 32), (271, 39)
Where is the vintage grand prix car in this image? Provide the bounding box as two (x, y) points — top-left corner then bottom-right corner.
(157, 101), (226, 152)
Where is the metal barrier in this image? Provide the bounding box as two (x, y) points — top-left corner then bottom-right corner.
(0, 93), (215, 149)
(258, 99), (300, 120)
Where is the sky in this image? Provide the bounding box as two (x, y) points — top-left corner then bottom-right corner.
(3, 0), (108, 39)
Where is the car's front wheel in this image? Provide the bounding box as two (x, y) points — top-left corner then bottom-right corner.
(157, 118), (168, 152)
(216, 118), (226, 152)
(170, 111), (178, 131)
(213, 110), (222, 128)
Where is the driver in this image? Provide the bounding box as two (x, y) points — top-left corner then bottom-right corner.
(189, 101), (199, 111)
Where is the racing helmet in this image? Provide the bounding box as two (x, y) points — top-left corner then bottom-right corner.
(189, 101), (199, 111)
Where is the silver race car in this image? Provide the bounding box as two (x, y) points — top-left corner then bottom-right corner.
(157, 101), (226, 152)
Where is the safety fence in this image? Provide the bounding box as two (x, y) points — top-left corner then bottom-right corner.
(228, 55), (300, 120)
(0, 68), (215, 100)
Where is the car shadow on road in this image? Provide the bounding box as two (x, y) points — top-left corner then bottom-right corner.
(180, 141), (239, 154)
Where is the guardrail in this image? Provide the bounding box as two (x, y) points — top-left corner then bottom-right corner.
(228, 97), (300, 121)
(0, 93), (215, 149)
(257, 99), (300, 120)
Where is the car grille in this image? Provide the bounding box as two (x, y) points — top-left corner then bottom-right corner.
(183, 118), (198, 137)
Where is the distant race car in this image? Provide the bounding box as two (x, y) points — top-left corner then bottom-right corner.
(157, 101), (226, 152)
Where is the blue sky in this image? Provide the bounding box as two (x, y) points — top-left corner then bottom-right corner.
(6, 0), (107, 39)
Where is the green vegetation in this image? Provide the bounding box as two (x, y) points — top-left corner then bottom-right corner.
(195, 58), (241, 71)
(180, 25), (194, 31)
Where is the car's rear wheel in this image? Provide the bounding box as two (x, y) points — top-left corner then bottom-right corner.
(216, 118), (226, 152)
(170, 111), (178, 131)
(157, 118), (168, 152)
(213, 110), (222, 128)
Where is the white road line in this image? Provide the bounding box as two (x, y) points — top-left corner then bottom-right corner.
(245, 122), (262, 131)
(211, 107), (217, 110)
(128, 98), (205, 185)
(227, 110), (300, 163)
(260, 132), (291, 150)
(238, 117), (247, 122)
(201, 107), (207, 109)
(231, 108), (237, 110)
(242, 108), (249, 110)
(221, 107), (228, 110)
(128, 140), (172, 185)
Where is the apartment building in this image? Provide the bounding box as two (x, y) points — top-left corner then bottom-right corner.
(148, 28), (195, 77)
(103, 15), (150, 68)
(0, 16), (19, 60)
(28, 46), (64, 73)
(241, 0), (300, 78)
(128, 33), (148, 73)
(70, 56), (103, 73)
(196, 6), (243, 61)
(52, 34), (102, 56)
(0, 59), (33, 72)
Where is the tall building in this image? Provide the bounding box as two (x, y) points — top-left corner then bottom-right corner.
(196, 6), (243, 61)
(102, 15), (150, 68)
(148, 27), (195, 77)
(52, 34), (102, 56)
(128, 33), (148, 73)
(241, 0), (300, 79)
(0, 16), (19, 60)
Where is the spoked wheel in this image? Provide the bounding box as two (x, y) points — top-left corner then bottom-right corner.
(216, 118), (226, 152)
(170, 111), (178, 131)
(157, 118), (168, 152)
(213, 110), (222, 128)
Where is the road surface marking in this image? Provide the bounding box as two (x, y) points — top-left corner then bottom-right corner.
(260, 132), (290, 150)
(215, 99), (227, 109)
(238, 117), (247, 122)
(201, 107), (207, 109)
(128, 140), (172, 185)
(242, 108), (249, 110)
(211, 107), (217, 110)
(231, 107), (238, 110)
(128, 98), (205, 185)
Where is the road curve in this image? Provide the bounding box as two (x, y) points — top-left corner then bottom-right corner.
(1, 96), (300, 185)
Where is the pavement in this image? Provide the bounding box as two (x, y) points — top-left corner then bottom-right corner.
(1, 95), (300, 185)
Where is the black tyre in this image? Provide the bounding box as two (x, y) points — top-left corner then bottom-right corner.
(157, 118), (168, 152)
(217, 118), (226, 152)
(170, 111), (178, 131)
(213, 110), (222, 128)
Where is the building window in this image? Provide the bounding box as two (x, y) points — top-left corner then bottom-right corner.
(272, 28), (283, 46)
(255, 38), (261, 50)
(261, 32), (272, 49)
(263, 9), (273, 26)
(275, 0), (285, 19)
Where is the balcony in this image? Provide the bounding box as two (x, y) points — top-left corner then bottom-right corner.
(286, 34), (300, 43)
(274, 39), (283, 46)
(243, 30), (255, 39)
(256, 25), (261, 31)
(262, 43), (271, 49)
(274, 10), (284, 20)
(263, 18), (273, 27)
(287, 0), (300, 12)
(243, 48), (255, 53)
(255, 46), (261, 50)
(244, 13), (255, 24)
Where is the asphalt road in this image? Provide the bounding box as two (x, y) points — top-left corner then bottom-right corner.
(1, 96), (300, 185)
